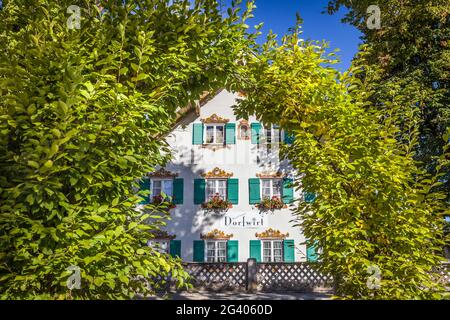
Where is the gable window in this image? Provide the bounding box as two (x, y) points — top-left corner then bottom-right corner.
(261, 179), (282, 199)
(262, 240), (283, 262)
(206, 240), (227, 262)
(151, 179), (173, 200)
(206, 179), (227, 201)
(147, 239), (170, 254)
(263, 125), (281, 144)
(205, 124), (225, 144)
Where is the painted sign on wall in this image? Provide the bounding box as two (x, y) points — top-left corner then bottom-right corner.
(221, 212), (268, 229)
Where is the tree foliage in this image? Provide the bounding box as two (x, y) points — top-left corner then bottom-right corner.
(327, 0), (450, 198)
(0, 0), (254, 299)
(234, 26), (449, 299)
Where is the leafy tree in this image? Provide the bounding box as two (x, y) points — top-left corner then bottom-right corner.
(0, 0), (255, 299)
(234, 25), (448, 299)
(326, 0), (450, 198)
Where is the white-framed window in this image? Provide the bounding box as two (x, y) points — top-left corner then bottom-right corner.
(262, 240), (283, 262)
(147, 239), (170, 254)
(151, 179), (173, 200)
(261, 179), (282, 199)
(205, 124), (225, 144)
(263, 125), (281, 144)
(206, 240), (227, 262)
(206, 179), (227, 201)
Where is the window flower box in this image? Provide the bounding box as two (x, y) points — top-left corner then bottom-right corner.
(256, 196), (286, 211)
(202, 193), (232, 211)
(152, 195), (176, 210)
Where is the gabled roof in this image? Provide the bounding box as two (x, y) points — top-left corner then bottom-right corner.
(171, 89), (223, 129)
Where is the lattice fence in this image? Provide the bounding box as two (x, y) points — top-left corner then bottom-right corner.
(184, 263), (248, 291)
(179, 261), (450, 293)
(256, 263), (333, 292)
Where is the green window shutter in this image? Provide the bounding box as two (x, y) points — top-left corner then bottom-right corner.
(170, 240), (181, 258)
(138, 177), (150, 204)
(227, 178), (239, 205)
(172, 178), (184, 205)
(306, 240), (319, 262)
(192, 123), (204, 145)
(304, 192), (316, 203)
(283, 240), (295, 262)
(227, 240), (239, 262)
(284, 131), (295, 144)
(194, 179), (206, 204)
(193, 240), (205, 262)
(225, 123), (236, 144)
(282, 178), (294, 204)
(249, 178), (261, 205)
(251, 122), (261, 144)
(249, 240), (261, 262)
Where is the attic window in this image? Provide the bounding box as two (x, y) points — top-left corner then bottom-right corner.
(205, 124), (224, 144)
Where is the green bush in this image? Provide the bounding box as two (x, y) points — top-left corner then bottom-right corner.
(0, 0), (254, 299)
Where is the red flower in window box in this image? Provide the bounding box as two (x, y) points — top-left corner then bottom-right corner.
(202, 193), (232, 211)
(257, 196), (285, 211)
(152, 195), (176, 209)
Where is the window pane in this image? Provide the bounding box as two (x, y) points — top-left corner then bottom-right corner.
(207, 241), (216, 261)
(274, 254), (283, 262)
(206, 126), (214, 143)
(273, 241), (283, 249)
(273, 180), (282, 197)
(263, 241), (273, 262)
(217, 241), (226, 249)
(265, 127), (272, 144)
(218, 249), (226, 258)
(152, 180), (161, 196)
(262, 180), (271, 188)
(160, 241), (169, 253)
(152, 180), (162, 196)
(149, 240), (169, 254)
(262, 180), (271, 198)
(217, 180), (227, 199)
(218, 186), (226, 196)
(273, 127), (280, 143)
(163, 180), (173, 197)
(218, 180), (227, 188)
(216, 241), (227, 262)
(215, 126), (224, 144)
(206, 180), (216, 200)
(153, 181), (162, 188)
(273, 241), (283, 262)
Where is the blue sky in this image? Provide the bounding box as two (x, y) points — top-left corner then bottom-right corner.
(234, 0), (363, 71)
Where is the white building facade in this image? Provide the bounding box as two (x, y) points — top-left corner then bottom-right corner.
(141, 90), (317, 263)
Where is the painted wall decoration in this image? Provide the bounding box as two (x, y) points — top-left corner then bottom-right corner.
(221, 211), (268, 229)
(238, 120), (251, 140)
